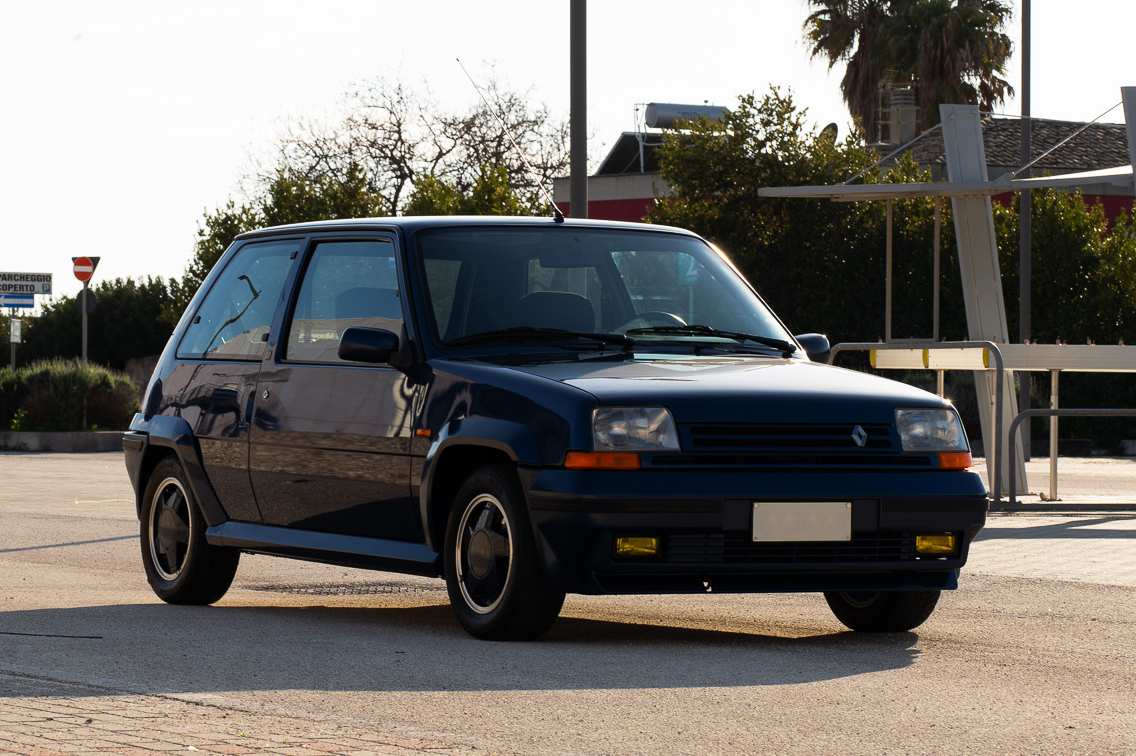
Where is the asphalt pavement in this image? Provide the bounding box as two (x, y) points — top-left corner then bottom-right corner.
(1, 451), (1134, 756)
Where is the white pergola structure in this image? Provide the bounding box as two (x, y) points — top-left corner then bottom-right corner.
(760, 89), (1136, 495)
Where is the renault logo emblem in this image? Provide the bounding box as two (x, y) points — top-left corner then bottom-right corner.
(851, 425), (868, 447)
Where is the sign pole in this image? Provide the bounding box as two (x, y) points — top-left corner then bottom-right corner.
(81, 281), (89, 363)
(72, 256), (99, 364)
(8, 308), (15, 370)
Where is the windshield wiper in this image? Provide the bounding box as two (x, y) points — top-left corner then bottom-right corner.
(445, 326), (635, 351)
(626, 324), (797, 357)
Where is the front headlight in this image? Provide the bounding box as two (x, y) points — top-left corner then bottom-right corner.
(592, 406), (680, 452)
(896, 408), (968, 451)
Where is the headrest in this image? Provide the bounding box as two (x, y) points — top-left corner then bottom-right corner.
(335, 287), (401, 320)
(513, 291), (595, 332)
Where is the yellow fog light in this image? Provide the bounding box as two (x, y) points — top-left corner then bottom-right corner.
(615, 536), (660, 559)
(915, 533), (957, 556)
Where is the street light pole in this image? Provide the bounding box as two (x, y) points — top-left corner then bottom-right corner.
(1019, 0), (1032, 459)
(570, 0), (588, 219)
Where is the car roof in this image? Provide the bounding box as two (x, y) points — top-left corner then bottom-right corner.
(233, 215), (699, 241)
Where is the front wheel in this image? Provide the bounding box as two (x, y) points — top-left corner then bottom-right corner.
(140, 456), (239, 605)
(824, 590), (941, 632)
(444, 465), (565, 640)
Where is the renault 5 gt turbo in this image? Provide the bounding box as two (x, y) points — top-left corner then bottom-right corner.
(124, 216), (987, 640)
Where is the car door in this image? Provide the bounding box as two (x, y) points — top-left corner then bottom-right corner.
(169, 237), (300, 522)
(248, 234), (425, 542)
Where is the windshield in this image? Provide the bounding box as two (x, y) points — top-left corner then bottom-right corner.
(415, 226), (794, 351)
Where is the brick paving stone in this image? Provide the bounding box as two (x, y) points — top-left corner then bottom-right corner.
(4, 734), (57, 747)
(91, 724), (151, 733)
(109, 741), (181, 753)
(68, 740), (122, 750)
(970, 513), (1136, 587)
(26, 722), (71, 732)
(179, 735), (236, 744)
(298, 744), (356, 753)
(374, 739), (455, 751)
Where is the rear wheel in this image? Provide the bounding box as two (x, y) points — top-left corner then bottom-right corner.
(824, 590), (941, 632)
(140, 456), (239, 605)
(444, 465), (564, 640)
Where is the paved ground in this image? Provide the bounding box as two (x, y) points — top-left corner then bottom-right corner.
(973, 455), (1136, 509)
(1, 452), (1134, 755)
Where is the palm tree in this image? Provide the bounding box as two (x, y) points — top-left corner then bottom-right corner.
(804, 0), (1014, 139)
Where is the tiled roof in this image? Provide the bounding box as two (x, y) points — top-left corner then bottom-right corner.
(910, 116), (1131, 171)
(594, 117), (1131, 178)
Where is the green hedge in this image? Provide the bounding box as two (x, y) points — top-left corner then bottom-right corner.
(1, 360), (138, 432)
(0, 367), (26, 430)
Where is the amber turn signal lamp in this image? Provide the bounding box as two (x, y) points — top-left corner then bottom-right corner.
(937, 452), (973, 470)
(615, 536), (660, 558)
(915, 533), (957, 556)
(564, 452), (641, 470)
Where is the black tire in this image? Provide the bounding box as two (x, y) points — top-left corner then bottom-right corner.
(140, 456), (239, 605)
(824, 590), (941, 632)
(444, 465), (565, 640)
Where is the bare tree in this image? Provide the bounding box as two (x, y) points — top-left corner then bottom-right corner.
(272, 74), (569, 214)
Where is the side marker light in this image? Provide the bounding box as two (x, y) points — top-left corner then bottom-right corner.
(564, 452), (641, 470)
(937, 452), (973, 470)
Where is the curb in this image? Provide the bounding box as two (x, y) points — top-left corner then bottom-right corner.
(0, 430), (123, 453)
(990, 502), (1136, 513)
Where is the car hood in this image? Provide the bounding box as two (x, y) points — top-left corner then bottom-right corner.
(508, 354), (947, 425)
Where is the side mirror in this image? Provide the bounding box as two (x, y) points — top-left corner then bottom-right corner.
(338, 327), (399, 364)
(794, 333), (831, 363)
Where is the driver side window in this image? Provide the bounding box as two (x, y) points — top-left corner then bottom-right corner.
(177, 240), (297, 360)
(286, 239), (403, 363)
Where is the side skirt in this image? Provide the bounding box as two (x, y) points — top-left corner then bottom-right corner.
(206, 521), (442, 577)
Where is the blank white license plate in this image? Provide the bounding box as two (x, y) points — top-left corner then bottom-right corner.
(752, 501), (852, 542)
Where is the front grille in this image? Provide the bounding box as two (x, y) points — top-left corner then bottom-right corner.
(653, 422), (932, 470)
(665, 532), (917, 565)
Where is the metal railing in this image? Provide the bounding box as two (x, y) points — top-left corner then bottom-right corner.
(828, 341), (1005, 502)
(1006, 408), (1136, 507)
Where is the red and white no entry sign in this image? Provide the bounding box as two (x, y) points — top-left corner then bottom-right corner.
(73, 256), (97, 282)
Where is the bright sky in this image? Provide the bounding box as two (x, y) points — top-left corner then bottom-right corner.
(1, 0), (1132, 303)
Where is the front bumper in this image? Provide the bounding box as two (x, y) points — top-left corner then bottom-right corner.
(520, 467), (988, 595)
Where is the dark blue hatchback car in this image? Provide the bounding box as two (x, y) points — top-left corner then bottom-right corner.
(124, 216), (987, 640)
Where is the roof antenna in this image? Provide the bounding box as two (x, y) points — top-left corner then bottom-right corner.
(457, 58), (565, 223)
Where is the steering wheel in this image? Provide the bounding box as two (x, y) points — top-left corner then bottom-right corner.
(615, 311), (687, 334)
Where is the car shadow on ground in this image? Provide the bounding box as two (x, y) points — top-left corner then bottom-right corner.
(0, 599), (922, 698)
